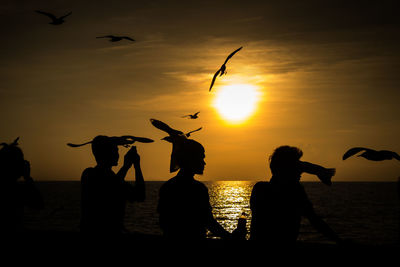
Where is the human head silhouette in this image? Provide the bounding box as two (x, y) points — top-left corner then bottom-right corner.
(175, 139), (206, 175)
(269, 145), (303, 182)
(68, 135), (153, 168)
(91, 135), (119, 167)
(0, 138), (26, 181)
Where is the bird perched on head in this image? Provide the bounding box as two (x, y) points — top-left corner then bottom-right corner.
(96, 35), (135, 42)
(35, 10), (72, 25)
(182, 112), (200, 119)
(161, 127), (202, 143)
(342, 147), (400, 161)
(209, 46), (243, 92)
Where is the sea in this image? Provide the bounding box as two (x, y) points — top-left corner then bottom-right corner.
(23, 181), (399, 245)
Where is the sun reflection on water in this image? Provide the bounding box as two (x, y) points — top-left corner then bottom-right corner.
(206, 181), (255, 239)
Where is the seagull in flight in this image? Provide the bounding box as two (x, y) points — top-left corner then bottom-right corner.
(342, 147), (400, 161)
(182, 112), (200, 119)
(209, 46), (243, 92)
(96, 35), (135, 42)
(161, 127), (203, 143)
(35, 10), (72, 25)
(67, 135), (153, 148)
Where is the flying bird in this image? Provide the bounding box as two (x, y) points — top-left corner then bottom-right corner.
(96, 35), (135, 42)
(342, 147), (400, 161)
(161, 127), (203, 143)
(67, 135), (153, 148)
(182, 112), (200, 119)
(209, 46), (243, 92)
(35, 10), (72, 25)
(150, 119), (183, 137)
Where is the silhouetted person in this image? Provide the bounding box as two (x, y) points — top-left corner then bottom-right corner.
(0, 138), (44, 233)
(250, 146), (342, 245)
(68, 135), (148, 234)
(151, 119), (243, 240)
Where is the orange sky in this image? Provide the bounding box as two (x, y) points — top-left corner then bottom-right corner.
(1, 0), (399, 181)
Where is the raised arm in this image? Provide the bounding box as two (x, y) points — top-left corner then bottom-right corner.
(117, 146), (145, 202)
(300, 161), (335, 186)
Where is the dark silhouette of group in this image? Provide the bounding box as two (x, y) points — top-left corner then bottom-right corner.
(1, 125), (398, 246)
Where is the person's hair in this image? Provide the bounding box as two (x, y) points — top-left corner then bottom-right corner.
(0, 143), (24, 180)
(0, 143), (24, 163)
(91, 135), (116, 164)
(269, 145), (303, 176)
(175, 139), (205, 168)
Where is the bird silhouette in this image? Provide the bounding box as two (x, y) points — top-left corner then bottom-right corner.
(342, 147), (400, 161)
(161, 127), (202, 143)
(35, 10), (72, 25)
(182, 112), (200, 119)
(150, 119), (183, 137)
(209, 46), (243, 92)
(67, 135), (153, 148)
(0, 137), (20, 147)
(96, 35), (135, 42)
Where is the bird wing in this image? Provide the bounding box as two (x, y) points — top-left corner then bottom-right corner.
(35, 10), (57, 20)
(11, 137), (20, 146)
(96, 35), (114, 38)
(342, 147), (374, 160)
(122, 136), (154, 143)
(161, 136), (173, 143)
(381, 150), (400, 161)
(223, 46), (243, 65)
(150, 119), (183, 136)
(391, 151), (400, 161)
(60, 11), (72, 19)
(67, 141), (92, 147)
(194, 112), (200, 116)
(122, 37), (135, 41)
(186, 127), (202, 137)
(209, 69), (221, 91)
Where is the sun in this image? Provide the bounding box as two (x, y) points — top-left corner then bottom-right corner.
(213, 84), (261, 124)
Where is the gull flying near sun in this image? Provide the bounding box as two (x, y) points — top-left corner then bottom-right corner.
(182, 112), (200, 119)
(35, 10), (72, 25)
(342, 147), (400, 161)
(96, 35), (135, 42)
(209, 46), (243, 92)
(161, 127), (203, 143)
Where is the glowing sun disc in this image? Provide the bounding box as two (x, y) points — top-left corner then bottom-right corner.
(213, 84), (260, 123)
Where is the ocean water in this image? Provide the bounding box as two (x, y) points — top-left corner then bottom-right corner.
(23, 181), (399, 245)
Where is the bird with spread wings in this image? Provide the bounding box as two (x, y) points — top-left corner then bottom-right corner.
(161, 127), (203, 143)
(182, 112), (200, 119)
(35, 10), (72, 25)
(96, 35), (135, 42)
(209, 47), (243, 92)
(342, 147), (400, 161)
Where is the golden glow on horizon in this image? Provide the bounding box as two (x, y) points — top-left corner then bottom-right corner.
(213, 84), (261, 124)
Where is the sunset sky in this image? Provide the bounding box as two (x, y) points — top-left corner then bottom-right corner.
(1, 0), (399, 181)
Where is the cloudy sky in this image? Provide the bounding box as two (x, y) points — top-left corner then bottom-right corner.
(1, 0), (399, 181)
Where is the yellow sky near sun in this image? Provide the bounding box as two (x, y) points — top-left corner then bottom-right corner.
(0, 2), (399, 182)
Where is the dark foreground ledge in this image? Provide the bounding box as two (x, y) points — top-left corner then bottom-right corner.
(5, 230), (398, 254)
